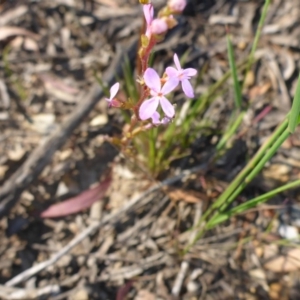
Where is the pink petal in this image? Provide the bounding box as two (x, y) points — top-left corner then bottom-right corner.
(182, 79), (194, 98)
(161, 117), (171, 125)
(110, 82), (119, 99)
(143, 4), (154, 25)
(151, 111), (161, 125)
(144, 68), (161, 93)
(165, 66), (178, 78)
(139, 97), (159, 120)
(40, 178), (111, 218)
(173, 53), (182, 71)
(161, 77), (179, 95)
(183, 68), (197, 77)
(160, 96), (175, 118)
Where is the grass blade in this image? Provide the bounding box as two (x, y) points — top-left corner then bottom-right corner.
(226, 33), (242, 109)
(289, 72), (300, 133)
(207, 179), (300, 228)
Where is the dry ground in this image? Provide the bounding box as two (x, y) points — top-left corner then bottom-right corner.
(1, 0), (300, 299)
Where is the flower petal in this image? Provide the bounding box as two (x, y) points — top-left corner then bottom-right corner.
(139, 97), (159, 120)
(109, 82), (119, 99)
(161, 77), (179, 95)
(165, 66), (178, 78)
(182, 79), (194, 98)
(144, 68), (161, 93)
(143, 4), (154, 25)
(173, 53), (181, 71)
(151, 111), (161, 125)
(160, 96), (175, 118)
(183, 68), (197, 77)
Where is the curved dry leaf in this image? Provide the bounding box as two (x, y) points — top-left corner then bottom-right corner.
(0, 5), (28, 26)
(264, 248), (300, 273)
(0, 26), (40, 41)
(40, 177), (111, 218)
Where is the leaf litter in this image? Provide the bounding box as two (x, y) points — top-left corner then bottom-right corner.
(1, 0), (300, 299)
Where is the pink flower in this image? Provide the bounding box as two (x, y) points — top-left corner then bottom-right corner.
(166, 53), (197, 98)
(168, 0), (187, 12)
(139, 68), (178, 120)
(105, 82), (119, 107)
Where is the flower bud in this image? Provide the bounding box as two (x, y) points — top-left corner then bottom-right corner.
(168, 0), (187, 13)
(150, 18), (168, 35)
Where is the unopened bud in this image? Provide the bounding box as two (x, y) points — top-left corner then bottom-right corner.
(151, 18), (168, 35)
(168, 0), (187, 13)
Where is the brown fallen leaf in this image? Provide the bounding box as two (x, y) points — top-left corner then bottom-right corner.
(248, 81), (271, 99)
(40, 177), (111, 218)
(264, 248), (300, 272)
(164, 187), (207, 203)
(0, 26), (40, 41)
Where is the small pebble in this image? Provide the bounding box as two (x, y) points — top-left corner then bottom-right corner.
(187, 281), (200, 293)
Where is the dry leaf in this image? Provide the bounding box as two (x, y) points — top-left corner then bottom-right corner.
(8, 145), (25, 161)
(0, 165), (8, 179)
(40, 177), (111, 218)
(263, 164), (290, 182)
(248, 82), (271, 99)
(0, 26), (39, 41)
(208, 14), (238, 25)
(264, 248), (300, 272)
(166, 187), (206, 203)
(28, 113), (56, 134)
(24, 37), (39, 51)
(0, 5), (28, 26)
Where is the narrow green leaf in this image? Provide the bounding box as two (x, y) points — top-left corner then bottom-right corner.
(289, 73), (300, 133)
(207, 178), (300, 229)
(227, 34), (242, 109)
